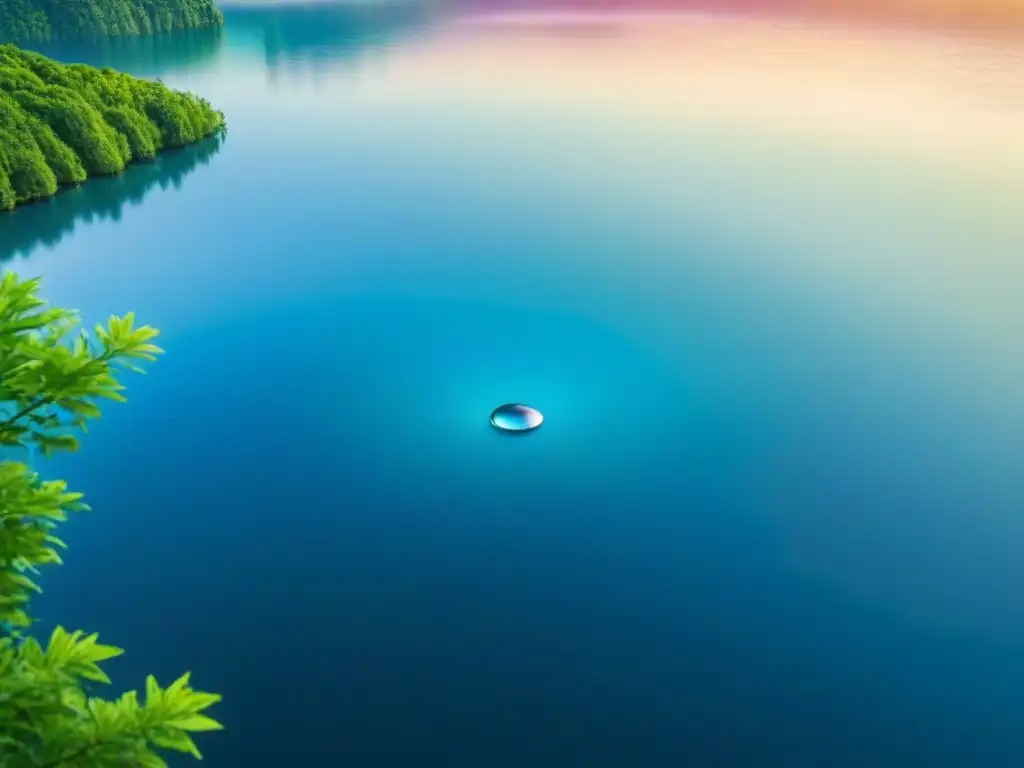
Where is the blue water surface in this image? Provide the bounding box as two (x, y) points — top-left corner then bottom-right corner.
(4, 5), (1024, 766)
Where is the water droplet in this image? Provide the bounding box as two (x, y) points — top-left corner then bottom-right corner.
(490, 403), (543, 433)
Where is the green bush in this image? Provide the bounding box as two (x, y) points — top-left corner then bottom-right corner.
(0, 272), (223, 767)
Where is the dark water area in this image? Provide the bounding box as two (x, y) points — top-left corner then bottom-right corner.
(4, 4), (1024, 766)
(0, 137), (224, 263)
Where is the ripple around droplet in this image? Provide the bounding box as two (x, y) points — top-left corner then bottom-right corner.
(489, 403), (543, 432)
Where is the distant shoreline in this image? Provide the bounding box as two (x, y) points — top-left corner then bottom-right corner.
(210, 0), (1024, 38)
(216, 0), (415, 6)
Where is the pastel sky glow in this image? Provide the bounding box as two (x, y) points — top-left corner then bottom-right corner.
(339, 13), (1024, 175)
(454, 0), (1024, 32)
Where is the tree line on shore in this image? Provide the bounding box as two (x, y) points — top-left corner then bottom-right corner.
(0, 0), (222, 44)
(0, 43), (225, 211)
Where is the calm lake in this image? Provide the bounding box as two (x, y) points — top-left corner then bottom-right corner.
(4, 4), (1024, 765)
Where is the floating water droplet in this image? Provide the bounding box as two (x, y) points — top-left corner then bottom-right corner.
(490, 403), (543, 433)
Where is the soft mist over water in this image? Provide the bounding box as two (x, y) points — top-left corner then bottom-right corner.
(5, 4), (1024, 766)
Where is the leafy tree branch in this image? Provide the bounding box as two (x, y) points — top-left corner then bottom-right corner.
(0, 272), (223, 767)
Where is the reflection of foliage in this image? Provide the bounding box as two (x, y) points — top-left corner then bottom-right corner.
(0, 44), (224, 212)
(222, 4), (432, 71)
(30, 25), (223, 78)
(0, 0), (222, 44)
(1, 133), (222, 262)
(0, 273), (223, 767)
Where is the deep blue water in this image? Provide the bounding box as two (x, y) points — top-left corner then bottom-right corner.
(4, 5), (1024, 765)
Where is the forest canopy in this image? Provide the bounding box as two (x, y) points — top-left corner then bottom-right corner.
(0, 0), (222, 44)
(0, 44), (224, 211)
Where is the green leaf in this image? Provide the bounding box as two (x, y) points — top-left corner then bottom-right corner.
(9, 573), (41, 593)
(138, 753), (170, 768)
(165, 714), (224, 733)
(77, 665), (113, 684)
(150, 728), (202, 759)
(164, 672), (192, 698)
(145, 674), (162, 709)
(83, 641), (125, 664)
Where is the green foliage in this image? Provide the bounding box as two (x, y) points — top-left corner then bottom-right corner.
(0, 273), (223, 766)
(0, 44), (225, 211)
(0, 0), (222, 44)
